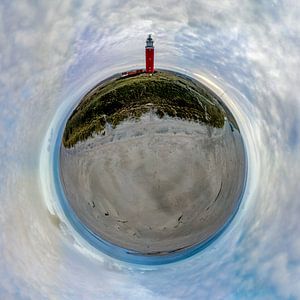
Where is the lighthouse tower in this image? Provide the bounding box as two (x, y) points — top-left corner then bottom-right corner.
(145, 34), (154, 73)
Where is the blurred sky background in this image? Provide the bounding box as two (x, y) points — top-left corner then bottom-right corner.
(1, 1), (300, 299)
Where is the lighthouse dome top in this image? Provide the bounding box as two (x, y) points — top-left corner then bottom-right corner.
(146, 34), (154, 48)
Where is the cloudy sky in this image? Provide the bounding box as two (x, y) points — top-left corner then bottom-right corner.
(1, 0), (300, 299)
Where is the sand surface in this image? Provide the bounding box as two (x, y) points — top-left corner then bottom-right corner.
(60, 115), (246, 254)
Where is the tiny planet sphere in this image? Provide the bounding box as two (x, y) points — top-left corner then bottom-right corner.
(60, 69), (246, 261)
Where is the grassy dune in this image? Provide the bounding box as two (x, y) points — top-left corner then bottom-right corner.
(63, 71), (225, 148)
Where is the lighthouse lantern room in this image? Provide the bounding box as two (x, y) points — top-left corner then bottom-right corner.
(145, 34), (154, 73)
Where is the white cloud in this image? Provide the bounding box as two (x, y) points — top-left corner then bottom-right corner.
(1, 0), (300, 299)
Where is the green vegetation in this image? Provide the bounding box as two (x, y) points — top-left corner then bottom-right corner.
(63, 71), (225, 148)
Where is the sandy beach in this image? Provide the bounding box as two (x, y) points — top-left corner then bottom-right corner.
(60, 115), (246, 254)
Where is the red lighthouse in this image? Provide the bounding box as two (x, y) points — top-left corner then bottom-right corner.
(145, 34), (154, 73)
